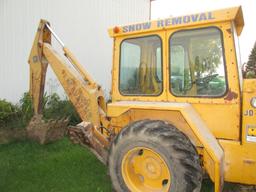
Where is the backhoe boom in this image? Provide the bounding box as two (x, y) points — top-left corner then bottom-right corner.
(28, 20), (106, 126)
(28, 20), (110, 163)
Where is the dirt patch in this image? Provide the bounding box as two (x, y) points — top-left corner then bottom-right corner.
(233, 185), (256, 192)
(26, 115), (69, 144)
(0, 128), (27, 144)
(0, 115), (69, 145)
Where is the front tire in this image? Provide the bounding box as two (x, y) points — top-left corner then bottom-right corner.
(108, 120), (202, 192)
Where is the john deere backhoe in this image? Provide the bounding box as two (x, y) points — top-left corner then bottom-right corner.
(28, 6), (256, 192)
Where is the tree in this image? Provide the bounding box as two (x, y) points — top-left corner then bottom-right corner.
(192, 38), (222, 77)
(246, 42), (256, 78)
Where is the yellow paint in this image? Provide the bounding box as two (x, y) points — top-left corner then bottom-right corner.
(108, 101), (224, 191)
(248, 128), (256, 136)
(28, 20), (50, 114)
(219, 140), (256, 184)
(109, 6), (243, 37)
(242, 79), (256, 144)
(112, 21), (241, 141)
(28, 20), (107, 127)
(122, 147), (171, 192)
(107, 6), (254, 192)
(28, 6), (256, 192)
(167, 21), (241, 141)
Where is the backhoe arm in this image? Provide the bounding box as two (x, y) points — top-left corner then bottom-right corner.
(28, 20), (111, 163)
(28, 20), (107, 127)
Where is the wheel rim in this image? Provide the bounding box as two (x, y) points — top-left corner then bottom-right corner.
(121, 147), (171, 192)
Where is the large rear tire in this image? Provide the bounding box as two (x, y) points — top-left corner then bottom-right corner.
(108, 120), (202, 192)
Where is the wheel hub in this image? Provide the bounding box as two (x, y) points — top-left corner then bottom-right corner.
(122, 147), (171, 192)
(143, 157), (162, 179)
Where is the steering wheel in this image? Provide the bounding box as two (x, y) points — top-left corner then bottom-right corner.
(194, 74), (219, 87)
(178, 74), (218, 94)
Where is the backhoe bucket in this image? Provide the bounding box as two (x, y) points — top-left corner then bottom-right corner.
(27, 115), (69, 144)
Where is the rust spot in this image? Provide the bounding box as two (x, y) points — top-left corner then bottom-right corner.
(224, 89), (238, 101)
(244, 159), (255, 165)
(226, 28), (232, 34)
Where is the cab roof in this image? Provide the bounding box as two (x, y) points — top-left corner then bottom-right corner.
(109, 6), (244, 37)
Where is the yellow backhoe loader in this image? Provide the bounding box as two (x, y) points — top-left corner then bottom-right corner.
(28, 6), (256, 192)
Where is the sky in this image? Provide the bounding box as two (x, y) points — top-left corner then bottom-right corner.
(151, 0), (256, 65)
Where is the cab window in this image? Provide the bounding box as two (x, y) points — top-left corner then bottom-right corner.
(170, 27), (227, 97)
(119, 36), (162, 95)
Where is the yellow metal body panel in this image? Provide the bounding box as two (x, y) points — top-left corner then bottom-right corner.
(108, 101), (224, 191)
(166, 21), (241, 140)
(111, 21), (241, 140)
(111, 30), (167, 103)
(242, 79), (256, 144)
(218, 79), (256, 184)
(107, 6), (256, 191)
(109, 6), (243, 37)
(219, 140), (256, 184)
(107, 98), (256, 186)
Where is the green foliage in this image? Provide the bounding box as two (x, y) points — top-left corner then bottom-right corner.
(19, 92), (34, 126)
(43, 93), (81, 125)
(0, 100), (19, 128)
(0, 93), (34, 129)
(246, 71), (256, 78)
(192, 38), (222, 77)
(198, 77), (226, 96)
(0, 92), (81, 129)
(246, 42), (256, 78)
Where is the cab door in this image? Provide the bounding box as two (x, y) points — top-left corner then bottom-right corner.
(112, 31), (167, 102)
(166, 22), (241, 140)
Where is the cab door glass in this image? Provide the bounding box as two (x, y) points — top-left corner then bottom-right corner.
(120, 36), (163, 95)
(170, 27), (227, 97)
(156, 47), (162, 81)
(171, 45), (192, 94)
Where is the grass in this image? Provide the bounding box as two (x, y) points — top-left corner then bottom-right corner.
(0, 138), (237, 192)
(0, 138), (111, 192)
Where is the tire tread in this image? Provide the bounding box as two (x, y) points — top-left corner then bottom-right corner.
(109, 120), (202, 192)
